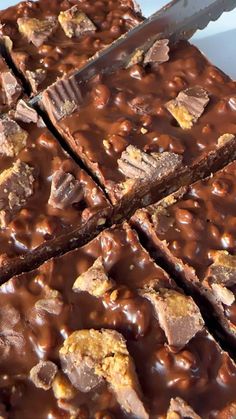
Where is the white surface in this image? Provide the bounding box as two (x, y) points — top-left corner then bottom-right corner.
(1, 0), (236, 79)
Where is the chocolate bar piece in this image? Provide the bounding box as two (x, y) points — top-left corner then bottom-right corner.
(0, 223), (235, 418)
(0, 101), (110, 281)
(0, 56), (22, 112)
(0, 0), (142, 93)
(132, 160), (236, 345)
(43, 41), (236, 218)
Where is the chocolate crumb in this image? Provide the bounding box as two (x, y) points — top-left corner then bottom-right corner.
(26, 68), (46, 93)
(15, 100), (39, 124)
(206, 251), (236, 287)
(0, 118), (28, 157)
(118, 145), (182, 181)
(58, 6), (96, 38)
(0, 160), (34, 227)
(144, 39), (169, 65)
(35, 287), (64, 315)
(1, 71), (22, 106)
(166, 86), (209, 129)
(60, 329), (148, 418)
(48, 168), (83, 210)
(167, 397), (201, 419)
(73, 256), (115, 297)
(141, 288), (204, 348)
(17, 17), (57, 47)
(211, 283), (235, 306)
(30, 361), (58, 390)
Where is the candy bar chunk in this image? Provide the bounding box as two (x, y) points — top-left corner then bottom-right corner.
(25, 69), (46, 94)
(141, 288), (204, 348)
(15, 100), (38, 124)
(0, 160), (34, 227)
(48, 168), (83, 210)
(35, 287), (63, 315)
(0, 118), (28, 157)
(206, 251), (236, 287)
(144, 39), (169, 65)
(118, 145), (182, 181)
(1, 71), (22, 106)
(167, 398), (200, 419)
(58, 6), (96, 39)
(73, 256), (115, 297)
(217, 133), (235, 148)
(17, 17), (57, 47)
(42, 76), (82, 122)
(165, 86), (209, 129)
(60, 329), (148, 418)
(30, 360), (58, 391)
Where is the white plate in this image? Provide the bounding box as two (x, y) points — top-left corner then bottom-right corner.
(1, 0), (236, 79)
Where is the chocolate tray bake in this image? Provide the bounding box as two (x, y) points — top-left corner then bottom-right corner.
(42, 40), (236, 217)
(132, 160), (236, 347)
(0, 0), (236, 417)
(0, 0), (142, 93)
(0, 223), (236, 418)
(0, 100), (111, 281)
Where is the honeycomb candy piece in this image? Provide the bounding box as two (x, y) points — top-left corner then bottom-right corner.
(167, 398), (200, 419)
(52, 372), (76, 400)
(17, 17), (57, 47)
(48, 168), (83, 210)
(0, 160), (34, 227)
(140, 288), (204, 348)
(30, 361), (58, 390)
(118, 145), (182, 181)
(0, 118), (28, 157)
(73, 256), (115, 297)
(206, 251), (236, 287)
(211, 283), (235, 306)
(58, 6), (96, 38)
(144, 39), (169, 65)
(165, 86), (209, 129)
(60, 329), (148, 418)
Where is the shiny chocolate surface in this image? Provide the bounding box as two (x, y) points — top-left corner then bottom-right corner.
(0, 224), (235, 418)
(53, 41), (236, 203)
(0, 0), (142, 92)
(0, 110), (109, 268)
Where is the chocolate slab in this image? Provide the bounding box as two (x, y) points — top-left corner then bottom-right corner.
(0, 223), (235, 418)
(42, 41), (236, 218)
(0, 101), (111, 281)
(0, 55), (22, 112)
(0, 0), (142, 94)
(132, 160), (236, 346)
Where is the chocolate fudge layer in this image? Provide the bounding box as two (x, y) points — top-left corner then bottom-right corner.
(43, 41), (236, 216)
(0, 0), (142, 93)
(132, 160), (236, 345)
(0, 55), (22, 112)
(0, 101), (110, 281)
(0, 223), (236, 418)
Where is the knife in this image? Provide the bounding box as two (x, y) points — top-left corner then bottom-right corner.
(39, 0), (236, 116)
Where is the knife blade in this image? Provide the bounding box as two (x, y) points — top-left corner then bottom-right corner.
(38, 0), (236, 114)
(60, 0), (236, 84)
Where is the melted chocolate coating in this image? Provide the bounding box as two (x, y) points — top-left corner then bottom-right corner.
(0, 224), (235, 418)
(0, 0), (142, 93)
(132, 161), (236, 342)
(0, 110), (110, 279)
(47, 41), (236, 206)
